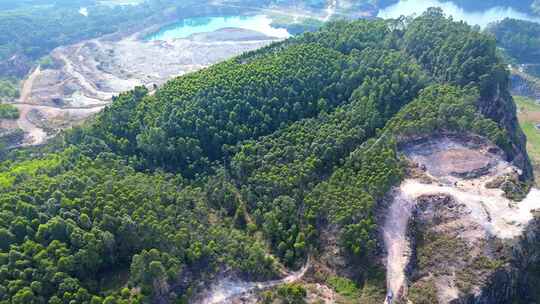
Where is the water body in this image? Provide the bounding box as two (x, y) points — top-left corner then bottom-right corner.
(146, 15), (291, 41)
(378, 0), (540, 28)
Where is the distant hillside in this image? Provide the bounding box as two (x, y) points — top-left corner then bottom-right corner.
(487, 18), (540, 64)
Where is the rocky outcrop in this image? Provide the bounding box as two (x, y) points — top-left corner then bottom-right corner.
(407, 194), (515, 304)
(476, 81), (533, 181)
(510, 72), (540, 102)
(512, 213), (540, 303)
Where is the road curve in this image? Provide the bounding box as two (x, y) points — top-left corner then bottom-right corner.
(196, 257), (310, 304)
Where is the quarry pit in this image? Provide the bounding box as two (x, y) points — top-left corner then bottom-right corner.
(383, 135), (540, 303)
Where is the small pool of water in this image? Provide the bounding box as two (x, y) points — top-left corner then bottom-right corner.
(145, 15), (290, 41)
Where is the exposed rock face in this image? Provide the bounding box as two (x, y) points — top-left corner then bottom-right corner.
(513, 213), (540, 302)
(477, 81), (533, 181)
(510, 72), (540, 102)
(409, 194), (514, 304)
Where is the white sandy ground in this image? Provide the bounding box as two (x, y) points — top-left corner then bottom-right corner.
(383, 138), (540, 303)
(401, 179), (540, 239)
(195, 258), (310, 304)
(13, 103), (104, 145)
(383, 190), (416, 301)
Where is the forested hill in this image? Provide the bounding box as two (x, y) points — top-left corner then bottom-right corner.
(487, 18), (540, 64)
(0, 8), (531, 303)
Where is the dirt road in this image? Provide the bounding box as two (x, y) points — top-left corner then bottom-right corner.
(195, 258), (310, 304)
(383, 190), (415, 301)
(20, 65), (41, 104)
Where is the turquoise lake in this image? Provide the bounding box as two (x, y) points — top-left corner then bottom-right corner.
(146, 15), (290, 41)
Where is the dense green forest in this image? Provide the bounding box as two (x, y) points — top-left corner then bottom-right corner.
(0, 104), (18, 119)
(487, 18), (540, 64)
(0, 8), (526, 303)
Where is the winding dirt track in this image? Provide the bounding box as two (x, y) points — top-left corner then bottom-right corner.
(20, 66), (41, 104)
(16, 66), (50, 145)
(196, 257), (310, 304)
(14, 104), (47, 145)
(14, 62), (106, 146)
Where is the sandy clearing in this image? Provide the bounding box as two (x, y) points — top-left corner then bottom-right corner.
(520, 111), (540, 122)
(401, 179), (540, 239)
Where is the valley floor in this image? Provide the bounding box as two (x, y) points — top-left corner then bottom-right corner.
(0, 0), (360, 147)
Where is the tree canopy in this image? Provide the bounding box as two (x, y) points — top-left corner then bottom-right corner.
(0, 9), (525, 303)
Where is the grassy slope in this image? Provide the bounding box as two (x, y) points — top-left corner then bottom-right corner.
(514, 95), (540, 187)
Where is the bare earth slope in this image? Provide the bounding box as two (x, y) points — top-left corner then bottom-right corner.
(383, 135), (540, 303)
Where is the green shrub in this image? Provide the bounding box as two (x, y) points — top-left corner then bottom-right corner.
(277, 283), (307, 304)
(327, 276), (360, 298)
(0, 103), (19, 119)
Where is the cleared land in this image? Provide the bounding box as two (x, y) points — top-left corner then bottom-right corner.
(515, 95), (540, 187)
(384, 135), (540, 303)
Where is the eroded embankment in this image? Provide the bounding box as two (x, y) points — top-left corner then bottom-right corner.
(383, 135), (540, 303)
